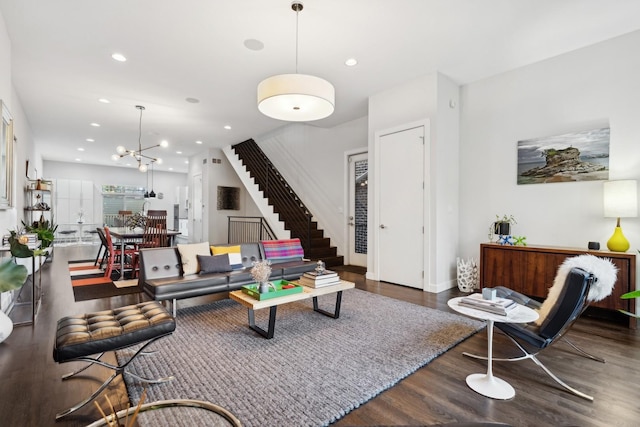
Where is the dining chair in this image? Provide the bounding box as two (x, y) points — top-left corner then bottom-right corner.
(118, 210), (133, 227)
(138, 210), (168, 249)
(103, 226), (138, 279)
(93, 227), (108, 268)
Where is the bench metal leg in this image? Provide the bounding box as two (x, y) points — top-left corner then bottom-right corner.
(247, 306), (278, 339)
(55, 332), (175, 420)
(313, 291), (344, 318)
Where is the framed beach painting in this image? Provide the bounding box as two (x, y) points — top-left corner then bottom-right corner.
(517, 127), (610, 185)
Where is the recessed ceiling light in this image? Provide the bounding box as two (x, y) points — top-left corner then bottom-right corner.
(90, 122), (100, 127)
(75, 158), (82, 162)
(77, 147), (85, 151)
(176, 151), (183, 154)
(224, 125), (232, 130)
(98, 98), (110, 104)
(345, 58), (358, 67)
(195, 140), (203, 145)
(112, 53), (127, 62)
(168, 167), (174, 171)
(86, 138), (94, 142)
(186, 97), (200, 104)
(185, 160), (189, 164)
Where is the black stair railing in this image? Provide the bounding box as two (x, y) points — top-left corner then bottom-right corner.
(227, 216), (276, 243)
(232, 139), (313, 252)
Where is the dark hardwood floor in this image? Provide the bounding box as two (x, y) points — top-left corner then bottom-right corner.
(1, 245), (638, 426)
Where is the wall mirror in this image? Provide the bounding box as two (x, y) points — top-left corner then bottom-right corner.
(0, 100), (14, 209)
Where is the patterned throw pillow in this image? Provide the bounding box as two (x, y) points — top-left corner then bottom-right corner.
(177, 242), (211, 275)
(211, 245), (243, 270)
(261, 238), (304, 262)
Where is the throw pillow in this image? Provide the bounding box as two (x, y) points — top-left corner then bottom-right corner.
(177, 241), (211, 275)
(211, 245), (243, 270)
(197, 254), (232, 274)
(261, 238), (304, 262)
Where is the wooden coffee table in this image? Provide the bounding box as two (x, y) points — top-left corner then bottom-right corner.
(229, 280), (355, 339)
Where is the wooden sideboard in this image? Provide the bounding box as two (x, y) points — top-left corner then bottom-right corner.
(479, 243), (637, 328)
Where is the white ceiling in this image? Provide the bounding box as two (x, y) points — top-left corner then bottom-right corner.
(2, 0), (640, 174)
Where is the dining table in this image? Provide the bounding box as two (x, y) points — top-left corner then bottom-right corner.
(107, 227), (181, 280)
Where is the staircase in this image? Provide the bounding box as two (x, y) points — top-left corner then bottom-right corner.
(231, 139), (343, 267)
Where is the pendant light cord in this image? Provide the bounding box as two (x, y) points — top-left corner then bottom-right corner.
(295, 6), (299, 73)
(292, 2), (303, 73)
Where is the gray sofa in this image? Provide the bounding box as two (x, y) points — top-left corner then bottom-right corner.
(137, 240), (317, 314)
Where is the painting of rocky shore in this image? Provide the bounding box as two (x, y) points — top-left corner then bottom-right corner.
(517, 127), (609, 184)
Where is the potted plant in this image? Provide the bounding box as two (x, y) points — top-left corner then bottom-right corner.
(493, 214), (517, 236)
(0, 245), (30, 343)
(620, 250), (640, 319)
(21, 216), (57, 250)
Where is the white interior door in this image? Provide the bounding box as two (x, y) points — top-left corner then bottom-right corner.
(378, 126), (424, 288)
(348, 152), (368, 267)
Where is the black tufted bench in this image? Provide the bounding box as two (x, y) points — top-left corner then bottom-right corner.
(53, 301), (176, 420)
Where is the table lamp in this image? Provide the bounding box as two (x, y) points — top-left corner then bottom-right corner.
(603, 180), (637, 252)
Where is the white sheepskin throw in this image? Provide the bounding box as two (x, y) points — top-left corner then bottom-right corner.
(535, 254), (617, 326)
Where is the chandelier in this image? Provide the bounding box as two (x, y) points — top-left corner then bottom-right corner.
(257, 1), (335, 122)
(111, 105), (167, 172)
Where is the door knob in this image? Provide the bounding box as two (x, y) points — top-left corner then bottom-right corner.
(380, 224), (386, 229)
(349, 222), (355, 226)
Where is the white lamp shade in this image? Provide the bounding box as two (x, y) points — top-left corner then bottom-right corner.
(116, 145), (126, 155)
(257, 74), (335, 122)
(603, 180), (638, 218)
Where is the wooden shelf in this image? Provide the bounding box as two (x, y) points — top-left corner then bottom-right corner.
(480, 243), (636, 328)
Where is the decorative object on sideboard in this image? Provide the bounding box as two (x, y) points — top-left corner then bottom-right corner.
(512, 236), (527, 246)
(494, 214), (516, 235)
(588, 241), (600, 250)
(603, 180), (637, 252)
(456, 257), (478, 293)
(257, 2), (335, 122)
(489, 214), (517, 243)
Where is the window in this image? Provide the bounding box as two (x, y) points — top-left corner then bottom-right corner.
(102, 185), (146, 226)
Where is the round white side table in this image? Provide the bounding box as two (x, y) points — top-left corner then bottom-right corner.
(448, 295), (539, 400)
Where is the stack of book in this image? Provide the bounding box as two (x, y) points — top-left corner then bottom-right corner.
(458, 293), (517, 316)
(297, 270), (341, 288)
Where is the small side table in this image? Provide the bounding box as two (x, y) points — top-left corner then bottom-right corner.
(448, 296), (538, 399)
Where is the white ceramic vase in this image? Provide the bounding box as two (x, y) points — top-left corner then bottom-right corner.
(0, 309), (14, 343)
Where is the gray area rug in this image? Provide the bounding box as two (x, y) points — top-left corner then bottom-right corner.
(117, 289), (484, 426)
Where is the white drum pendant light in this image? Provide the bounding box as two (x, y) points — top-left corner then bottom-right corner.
(257, 2), (335, 122)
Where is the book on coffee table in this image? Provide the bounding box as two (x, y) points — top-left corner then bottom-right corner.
(297, 274), (341, 288)
(303, 270), (338, 279)
(458, 293), (517, 316)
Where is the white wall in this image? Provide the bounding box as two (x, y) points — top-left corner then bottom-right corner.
(0, 9), (38, 311)
(368, 73), (460, 292)
(459, 30), (640, 273)
(44, 160), (187, 225)
(189, 147), (261, 245)
(255, 117), (368, 256)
